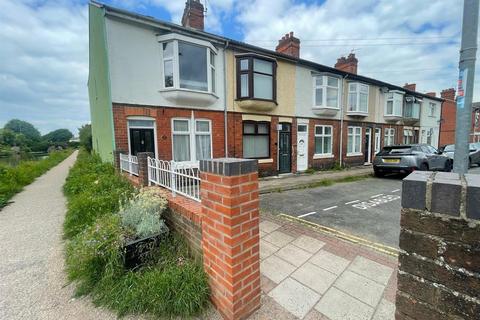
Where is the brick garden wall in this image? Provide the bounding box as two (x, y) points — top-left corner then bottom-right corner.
(397, 171), (480, 319)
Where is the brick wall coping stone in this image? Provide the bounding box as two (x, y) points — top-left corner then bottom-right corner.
(200, 158), (258, 176)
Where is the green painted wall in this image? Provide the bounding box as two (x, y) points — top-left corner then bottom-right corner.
(88, 4), (115, 162)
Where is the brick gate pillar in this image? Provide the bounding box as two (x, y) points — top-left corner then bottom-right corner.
(113, 149), (126, 172)
(137, 152), (154, 186)
(396, 171), (480, 319)
(199, 158), (261, 320)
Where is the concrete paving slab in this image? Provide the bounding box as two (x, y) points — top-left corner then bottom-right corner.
(291, 262), (337, 294)
(348, 256), (394, 285)
(275, 244), (312, 267)
(261, 255), (296, 284)
(315, 287), (374, 320)
(260, 239), (280, 260)
(309, 250), (350, 275)
(372, 299), (396, 320)
(263, 231), (294, 248)
(268, 278), (320, 319)
(260, 220), (281, 234)
(334, 271), (385, 307)
(291, 235), (325, 254)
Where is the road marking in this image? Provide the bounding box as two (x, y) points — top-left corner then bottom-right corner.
(391, 189), (400, 193)
(323, 206), (338, 211)
(298, 211), (317, 218)
(345, 200), (360, 205)
(370, 193), (384, 198)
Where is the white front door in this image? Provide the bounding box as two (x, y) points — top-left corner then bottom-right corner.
(365, 128), (372, 164)
(297, 124), (308, 171)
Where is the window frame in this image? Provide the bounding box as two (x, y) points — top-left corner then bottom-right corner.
(347, 82), (369, 114)
(242, 120), (271, 159)
(347, 126), (362, 156)
(385, 91), (403, 117)
(236, 55), (277, 103)
(384, 128), (396, 147)
(160, 39), (217, 94)
(314, 125), (334, 157)
(313, 75), (340, 110)
(429, 102), (436, 117)
(171, 117), (213, 163)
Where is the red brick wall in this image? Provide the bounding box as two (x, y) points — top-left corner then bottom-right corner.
(439, 99), (456, 146)
(309, 118), (341, 170)
(112, 104), (225, 160)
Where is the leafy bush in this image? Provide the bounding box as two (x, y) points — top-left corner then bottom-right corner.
(64, 150), (210, 317)
(119, 188), (169, 239)
(0, 149), (72, 208)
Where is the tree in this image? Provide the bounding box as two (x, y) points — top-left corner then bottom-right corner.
(43, 129), (73, 144)
(79, 124), (92, 152)
(4, 119), (41, 141)
(0, 128), (28, 147)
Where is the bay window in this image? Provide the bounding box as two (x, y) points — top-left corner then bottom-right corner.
(348, 83), (369, 114)
(243, 121), (270, 159)
(314, 125), (333, 156)
(429, 102), (436, 117)
(385, 91), (403, 117)
(237, 56), (276, 101)
(313, 75), (340, 109)
(172, 118), (212, 162)
(161, 39), (216, 93)
(347, 126), (362, 155)
(384, 128), (395, 146)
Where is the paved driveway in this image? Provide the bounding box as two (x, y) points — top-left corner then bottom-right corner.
(260, 166), (480, 248)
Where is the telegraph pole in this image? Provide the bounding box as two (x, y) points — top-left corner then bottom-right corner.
(454, 0), (479, 174)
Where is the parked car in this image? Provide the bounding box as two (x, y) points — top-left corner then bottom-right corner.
(442, 143), (480, 167)
(373, 144), (452, 177)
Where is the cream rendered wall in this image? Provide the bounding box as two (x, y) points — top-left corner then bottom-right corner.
(225, 50), (295, 117)
(342, 80), (378, 123)
(105, 17), (225, 111)
(420, 97), (442, 148)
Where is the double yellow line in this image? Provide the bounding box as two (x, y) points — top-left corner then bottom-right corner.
(279, 214), (399, 257)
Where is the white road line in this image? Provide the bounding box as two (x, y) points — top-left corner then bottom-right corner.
(298, 211), (317, 218)
(323, 206), (338, 211)
(370, 194), (384, 198)
(391, 189), (400, 193)
(345, 200), (360, 205)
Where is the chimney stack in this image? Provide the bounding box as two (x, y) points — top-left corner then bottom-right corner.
(181, 0), (204, 31)
(334, 53), (358, 74)
(403, 83), (416, 92)
(426, 92), (436, 97)
(441, 88), (456, 101)
(275, 32), (300, 58)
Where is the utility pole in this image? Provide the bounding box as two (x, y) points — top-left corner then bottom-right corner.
(454, 0), (479, 174)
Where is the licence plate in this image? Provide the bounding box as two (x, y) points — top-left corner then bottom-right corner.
(384, 159), (400, 163)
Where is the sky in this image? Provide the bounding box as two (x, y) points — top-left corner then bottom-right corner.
(0, 0), (479, 135)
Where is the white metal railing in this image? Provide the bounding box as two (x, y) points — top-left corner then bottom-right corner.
(147, 157), (201, 202)
(120, 153), (139, 176)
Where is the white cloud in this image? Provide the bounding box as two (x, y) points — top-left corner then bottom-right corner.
(0, 0), (89, 135)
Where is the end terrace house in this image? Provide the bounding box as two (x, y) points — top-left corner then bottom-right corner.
(88, 0), (444, 176)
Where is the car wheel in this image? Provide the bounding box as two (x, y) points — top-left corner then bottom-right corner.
(419, 163), (429, 171)
(444, 160), (453, 172)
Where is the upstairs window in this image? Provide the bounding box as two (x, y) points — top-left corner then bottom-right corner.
(161, 40), (216, 93)
(348, 83), (369, 113)
(385, 92), (403, 117)
(237, 56), (276, 101)
(429, 102), (436, 117)
(313, 76), (340, 109)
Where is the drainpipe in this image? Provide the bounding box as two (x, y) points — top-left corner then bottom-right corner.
(223, 40), (230, 157)
(339, 74), (349, 167)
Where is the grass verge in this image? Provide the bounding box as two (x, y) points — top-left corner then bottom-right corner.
(0, 149), (73, 208)
(63, 150), (209, 318)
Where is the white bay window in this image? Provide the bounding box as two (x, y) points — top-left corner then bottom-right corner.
(313, 75), (340, 109)
(348, 83), (369, 114)
(172, 118), (212, 162)
(385, 91), (403, 117)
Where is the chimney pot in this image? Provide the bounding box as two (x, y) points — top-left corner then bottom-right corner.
(275, 31), (300, 58)
(441, 88), (456, 101)
(181, 0), (204, 31)
(334, 53), (358, 74)
(403, 83), (416, 92)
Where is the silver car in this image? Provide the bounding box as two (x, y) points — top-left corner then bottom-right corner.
(442, 143), (480, 167)
(373, 144), (452, 177)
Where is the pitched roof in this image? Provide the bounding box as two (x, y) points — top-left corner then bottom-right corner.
(92, 1), (444, 102)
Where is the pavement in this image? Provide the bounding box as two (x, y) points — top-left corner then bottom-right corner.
(259, 166), (373, 194)
(0, 151), (121, 320)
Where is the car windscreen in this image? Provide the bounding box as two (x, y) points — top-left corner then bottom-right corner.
(378, 146), (412, 155)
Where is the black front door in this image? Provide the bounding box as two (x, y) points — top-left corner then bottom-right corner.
(129, 128), (155, 156)
(278, 123), (291, 174)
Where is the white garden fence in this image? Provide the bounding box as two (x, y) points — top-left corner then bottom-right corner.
(147, 157), (201, 202)
(120, 153), (139, 176)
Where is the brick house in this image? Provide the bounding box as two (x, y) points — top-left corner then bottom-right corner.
(88, 0), (446, 176)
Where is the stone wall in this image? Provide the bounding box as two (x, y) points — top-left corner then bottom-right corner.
(397, 171), (480, 319)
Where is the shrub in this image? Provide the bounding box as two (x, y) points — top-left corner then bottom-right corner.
(119, 188), (168, 239)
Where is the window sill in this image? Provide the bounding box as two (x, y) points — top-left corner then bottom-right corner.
(384, 114), (403, 122)
(347, 111), (368, 117)
(258, 158), (274, 164)
(347, 152), (363, 157)
(236, 98), (277, 111)
(159, 88), (218, 107)
(312, 106), (339, 116)
(313, 154), (334, 160)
